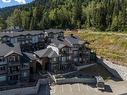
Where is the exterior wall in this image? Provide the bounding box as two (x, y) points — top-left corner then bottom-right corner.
(72, 44), (91, 65)
(48, 44), (91, 72)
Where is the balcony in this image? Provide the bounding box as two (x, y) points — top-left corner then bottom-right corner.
(8, 62), (20, 66)
(8, 71), (20, 75)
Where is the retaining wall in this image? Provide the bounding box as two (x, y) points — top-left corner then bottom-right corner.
(0, 79), (49, 95)
(97, 56), (127, 81)
(56, 78), (96, 84)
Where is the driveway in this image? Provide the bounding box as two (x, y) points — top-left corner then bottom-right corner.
(50, 80), (127, 95)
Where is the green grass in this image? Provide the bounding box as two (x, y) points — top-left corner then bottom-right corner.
(65, 30), (127, 66)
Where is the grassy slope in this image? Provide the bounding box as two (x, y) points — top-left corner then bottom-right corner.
(65, 30), (127, 66)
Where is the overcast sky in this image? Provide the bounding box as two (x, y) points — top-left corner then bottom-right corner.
(0, 0), (33, 8)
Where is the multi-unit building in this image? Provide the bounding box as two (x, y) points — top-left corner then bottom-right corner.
(0, 43), (30, 85)
(0, 29), (93, 86)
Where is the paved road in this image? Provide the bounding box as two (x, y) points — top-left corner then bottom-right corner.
(50, 80), (127, 95)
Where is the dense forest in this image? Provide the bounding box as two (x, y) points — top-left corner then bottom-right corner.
(0, 0), (127, 31)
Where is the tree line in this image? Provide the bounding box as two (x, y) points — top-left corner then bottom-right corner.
(0, 0), (127, 31)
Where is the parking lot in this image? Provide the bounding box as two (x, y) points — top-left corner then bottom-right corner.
(50, 83), (105, 95)
(50, 81), (127, 95)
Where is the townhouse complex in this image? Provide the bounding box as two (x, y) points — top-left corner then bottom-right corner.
(0, 28), (93, 86)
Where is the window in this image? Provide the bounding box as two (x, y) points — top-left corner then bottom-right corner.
(22, 71), (28, 77)
(74, 51), (78, 55)
(0, 57), (4, 62)
(11, 38), (15, 43)
(69, 56), (71, 60)
(9, 75), (18, 80)
(53, 58), (57, 62)
(9, 56), (15, 62)
(0, 76), (6, 82)
(0, 66), (5, 71)
(74, 58), (78, 62)
(79, 58), (82, 61)
(74, 44), (79, 48)
(62, 57), (66, 62)
(26, 40), (29, 43)
(22, 63), (29, 69)
(21, 71), (29, 78)
(9, 66), (19, 73)
(22, 41), (25, 44)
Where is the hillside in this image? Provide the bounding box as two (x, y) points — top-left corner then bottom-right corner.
(65, 30), (127, 66)
(0, 0), (127, 31)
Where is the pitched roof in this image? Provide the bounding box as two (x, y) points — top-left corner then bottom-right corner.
(23, 52), (37, 60)
(50, 38), (72, 49)
(0, 43), (22, 57)
(34, 48), (59, 58)
(65, 34), (85, 45)
(44, 29), (64, 34)
(0, 30), (44, 38)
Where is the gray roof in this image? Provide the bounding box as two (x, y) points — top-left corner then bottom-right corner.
(65, 35), (85, 45)
(34, 48), (59, 58)
(50, 38), (72, 49)
(0, 29), (63, 38)
(23, 52), (37, 60)
(0, 43), (22, 57)
(0, 30), (44, 38)
(44, 29), (64, 34)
